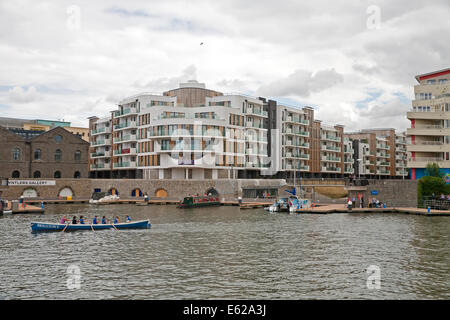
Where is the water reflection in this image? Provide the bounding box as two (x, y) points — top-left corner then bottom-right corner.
(0, 204), (448, 299)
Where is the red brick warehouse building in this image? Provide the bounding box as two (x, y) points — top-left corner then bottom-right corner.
(0, 126), (89, 179)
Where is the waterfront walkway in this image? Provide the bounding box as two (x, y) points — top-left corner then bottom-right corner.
(17, 199), (450, 216)
(295, 204), (450, 216)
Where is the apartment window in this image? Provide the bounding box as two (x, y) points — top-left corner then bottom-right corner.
(74, 150), (81, 161)
(439, 79), (448, 84)
(427, 80), (436, 84)
(12, 147), (21, 161)
(161, 140), (170, 150)
(12, 170), (20, 178)
(34, 149), (41, 160)
(33, 171), (41, 178)
(54, 171), (61, 178)
(74, 171), (81, 178)
(55, 149), (62, 162)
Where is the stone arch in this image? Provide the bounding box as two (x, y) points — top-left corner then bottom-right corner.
(205, 187), (219, 197)
(22, 187), (38, 198)
(131, 188), (143, 197)
(108, 187), (119, 196)
(155, 188), (168, 198)
(58, 187), (74, 198)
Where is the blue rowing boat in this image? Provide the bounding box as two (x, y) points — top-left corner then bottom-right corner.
(31, 219), (151, 233)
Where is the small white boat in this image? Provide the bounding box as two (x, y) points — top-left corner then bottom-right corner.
(265, 196), (311, 213)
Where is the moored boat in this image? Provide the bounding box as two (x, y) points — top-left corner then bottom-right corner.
(177, 195), (221, 208)
(31, 219), (151, 233)
(265, 196), (311, 213)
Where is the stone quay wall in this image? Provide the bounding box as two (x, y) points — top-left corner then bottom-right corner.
(346, 179), (418, 208)
(0, 178), (288, 201)
(0, 178), (419, 207)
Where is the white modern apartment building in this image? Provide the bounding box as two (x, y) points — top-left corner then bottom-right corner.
(89, 81), (408, 180)
(345, 129), (408, 179)
(277, 105), (312, 174)
(406, 68), (450, 180)
(90, 81), (269, 179)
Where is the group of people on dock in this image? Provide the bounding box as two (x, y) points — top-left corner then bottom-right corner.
(346, 196), (387, 210)
(60, 215), (132, 225)
(367, 198), (387, 208)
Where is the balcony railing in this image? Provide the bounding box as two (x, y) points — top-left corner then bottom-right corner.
(114, 135), (137, 143)
(92, 139), (111, 146)
(322, 145), (341, 152)
(113, 161), (136, 168)
(321, 167), (341, 172)
(322, 135), (341, 142)
(408, 157), (445, 162)
(114, 121), (136, 130)
(90, 163), (110, 170)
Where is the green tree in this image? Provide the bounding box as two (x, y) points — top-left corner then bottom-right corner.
(425, 162), (443, 178)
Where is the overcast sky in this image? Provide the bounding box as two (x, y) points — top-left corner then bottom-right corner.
(0, 0), (449, 131)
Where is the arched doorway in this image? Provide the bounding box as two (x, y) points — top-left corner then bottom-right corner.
(155, 188), (168, 198)
(22, 188), (38, 198)
(131, 188), (143, 197)
(59, 187), (73, 198)
(108, 188), (119, 196)
(206, 187), (219, 197)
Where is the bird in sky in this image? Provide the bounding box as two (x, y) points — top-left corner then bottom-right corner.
(200, 42), (204, 45)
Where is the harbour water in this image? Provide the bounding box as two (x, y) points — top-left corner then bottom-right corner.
(0, 204), (449, 299)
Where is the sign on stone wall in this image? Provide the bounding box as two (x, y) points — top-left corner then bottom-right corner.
(7, 180), (56, 186)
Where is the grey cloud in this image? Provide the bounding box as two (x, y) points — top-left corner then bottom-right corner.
(104, 6), (154, 18)
(257, 69), (344, 97)
(8, 86), (42, 103)
(133, 65), (197, 91)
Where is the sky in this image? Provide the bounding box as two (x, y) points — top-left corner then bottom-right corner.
(0, 0), (449, 131)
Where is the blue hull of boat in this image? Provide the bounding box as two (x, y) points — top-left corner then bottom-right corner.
(31, 219), (151, 233)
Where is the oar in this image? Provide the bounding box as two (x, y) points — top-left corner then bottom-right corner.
(62, 222), (69, 232)
(111, 222), (119, 231)
(90, 224), (95, 232)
